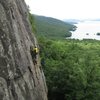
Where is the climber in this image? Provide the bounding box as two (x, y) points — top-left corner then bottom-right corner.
(30, 46), (39, 65)
(34, 46), (39, 55)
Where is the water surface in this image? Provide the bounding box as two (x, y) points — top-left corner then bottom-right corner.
(69, 21), (100, 40)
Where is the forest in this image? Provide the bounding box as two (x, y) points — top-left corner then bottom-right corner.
(33, 14), (76, 39)
(29, 13), (100, 100)
(39, 38), (100, 100)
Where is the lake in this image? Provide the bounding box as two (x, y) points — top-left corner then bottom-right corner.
(68, 21), (100, 40)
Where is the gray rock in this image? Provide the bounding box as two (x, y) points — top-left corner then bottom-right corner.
(0, 0), (48, 100)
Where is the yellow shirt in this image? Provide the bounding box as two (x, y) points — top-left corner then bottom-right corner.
(34, 47), (38, 53)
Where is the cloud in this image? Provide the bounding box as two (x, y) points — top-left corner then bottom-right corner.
(25, 0), (100, 19)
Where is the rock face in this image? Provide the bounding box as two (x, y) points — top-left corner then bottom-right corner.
(0, 0), (47, 100)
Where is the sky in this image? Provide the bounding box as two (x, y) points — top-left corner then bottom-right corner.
(25, 0), (100, 20)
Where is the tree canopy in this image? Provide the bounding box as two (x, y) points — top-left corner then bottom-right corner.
(39, 38), (100, 100)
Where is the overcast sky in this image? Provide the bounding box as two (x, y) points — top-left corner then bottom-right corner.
(25, 0), (100, 20)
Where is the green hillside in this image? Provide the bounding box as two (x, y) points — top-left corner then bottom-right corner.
(29, 13), (100, 100)
(33, 15), (76, 39)
(39, 38), (100, 100)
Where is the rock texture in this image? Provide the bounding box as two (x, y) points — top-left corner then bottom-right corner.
(0, 0), (47, 100)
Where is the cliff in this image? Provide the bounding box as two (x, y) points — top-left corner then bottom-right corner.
(0, 0), (47, 100)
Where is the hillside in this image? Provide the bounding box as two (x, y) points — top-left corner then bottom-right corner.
(29, 13), (100, 100)
(33, 15), (76, 39)
(39, 38), (100, 100)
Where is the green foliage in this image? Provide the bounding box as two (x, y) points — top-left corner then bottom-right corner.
(39, 38), (100, 100)
(29, 13), (37, 33)
(29, 12), (100, 100)
(33, 15), (76, 39)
